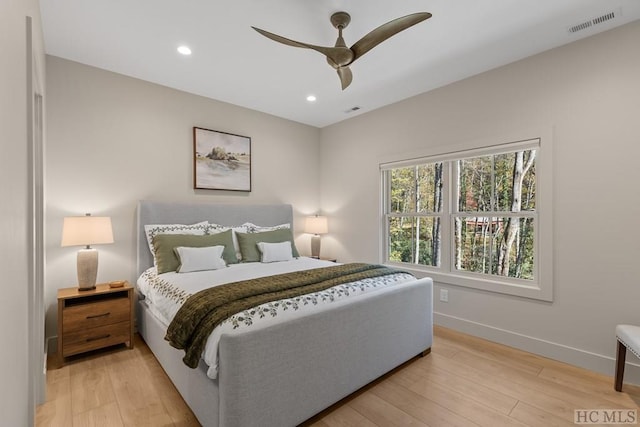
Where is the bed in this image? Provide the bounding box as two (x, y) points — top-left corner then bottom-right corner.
(135, 200), (433, 427)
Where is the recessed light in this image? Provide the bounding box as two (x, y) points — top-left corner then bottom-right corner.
(177, 46), (192, 55)
(306, 95), (317, 102)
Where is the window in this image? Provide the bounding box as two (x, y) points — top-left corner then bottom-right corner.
(381, 136), (552, 301)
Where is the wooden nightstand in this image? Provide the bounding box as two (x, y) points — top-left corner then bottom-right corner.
(57, 282), (134, 365)
(312, 256), (337, 262)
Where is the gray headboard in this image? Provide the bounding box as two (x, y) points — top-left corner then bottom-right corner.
(136, 200), (294, 276)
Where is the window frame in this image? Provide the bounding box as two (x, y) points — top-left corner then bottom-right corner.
(379, 131), (553, 301)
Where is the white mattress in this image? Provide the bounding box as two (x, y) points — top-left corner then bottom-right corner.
(136, 257), (416, 379)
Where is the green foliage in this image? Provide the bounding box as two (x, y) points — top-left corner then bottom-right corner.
(390, 164), (442, 213)
(388, 217), (439, 266)
(387, 149), (536, 281)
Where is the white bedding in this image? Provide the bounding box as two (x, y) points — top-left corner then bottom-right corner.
(136, 257), (415, 379)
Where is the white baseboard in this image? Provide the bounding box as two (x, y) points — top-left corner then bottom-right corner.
(435, 312), (640, 386)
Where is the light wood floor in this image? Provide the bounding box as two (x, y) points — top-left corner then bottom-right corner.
(36, 326), (640, 427)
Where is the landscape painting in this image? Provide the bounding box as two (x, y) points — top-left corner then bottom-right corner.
(193, 127), (251, 191)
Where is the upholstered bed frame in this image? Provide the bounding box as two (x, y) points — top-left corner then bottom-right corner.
(136, 200), (433, 427)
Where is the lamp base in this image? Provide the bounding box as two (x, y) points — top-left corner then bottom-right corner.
(311, 235), (321, 259)
(77, 248), (98, 291)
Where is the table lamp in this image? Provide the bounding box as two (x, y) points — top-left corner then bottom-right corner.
(61, 214), (114, 290)
(304, 215), (328, 259)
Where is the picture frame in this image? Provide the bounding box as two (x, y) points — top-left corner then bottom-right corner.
(193, 127), (251, 192)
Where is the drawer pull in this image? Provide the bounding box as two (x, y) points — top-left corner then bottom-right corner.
(86, 334), (111, 342)
(86, 312), (111, 319)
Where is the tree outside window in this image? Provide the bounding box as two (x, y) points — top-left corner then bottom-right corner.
(454, 150), (536, 280)
(384, 143), (538, 284)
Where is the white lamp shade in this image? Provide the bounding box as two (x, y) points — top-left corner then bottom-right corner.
(305, 216), (328, 235)
(61, 216), (114, 247)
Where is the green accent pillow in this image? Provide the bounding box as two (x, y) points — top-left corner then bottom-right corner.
(152, 229), (238, 273)
(236, 228), (299, 262)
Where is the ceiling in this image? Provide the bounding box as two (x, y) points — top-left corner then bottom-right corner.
(40, 0), (640, 128)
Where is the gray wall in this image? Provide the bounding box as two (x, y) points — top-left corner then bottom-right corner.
(320, 20), (640, 383)
(43, 20), (640, 387)
(0, 0), (46, 424)
(45, 56), (321, 338)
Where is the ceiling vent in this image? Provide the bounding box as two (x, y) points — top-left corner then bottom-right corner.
(568, 9), (620, 34)
(344, 106), (361, 114)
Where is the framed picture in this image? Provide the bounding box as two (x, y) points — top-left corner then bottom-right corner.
(193, 127), (251, 191)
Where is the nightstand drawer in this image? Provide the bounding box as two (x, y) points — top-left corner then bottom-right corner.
(62, 321), (131, 357)
(63, 298), (130, 332)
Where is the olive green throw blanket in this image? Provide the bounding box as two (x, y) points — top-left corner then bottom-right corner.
(165, 263), (409, 368)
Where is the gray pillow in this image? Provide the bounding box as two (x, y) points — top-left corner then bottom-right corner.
(236, 228), (299, 262)
(152, 229), (238, 273)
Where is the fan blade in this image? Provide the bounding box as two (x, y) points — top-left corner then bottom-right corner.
(350, 12), (432, 61)
(337, 66), (353, 90)
(252, 26), (348, 64)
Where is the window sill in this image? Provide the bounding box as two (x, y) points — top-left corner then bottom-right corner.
(384, 262), (552, 302)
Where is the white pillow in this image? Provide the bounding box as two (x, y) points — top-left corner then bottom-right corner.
(256, 241), (294, 263)
(174, 245), (226, 273)
(244, 223), (290, 261)
(144, 221), (209, 265)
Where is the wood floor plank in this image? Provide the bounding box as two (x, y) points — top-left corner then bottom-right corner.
(451, 349), (639, 411)
(429, 337), (461, 359)
(400, 370), (524, 426)
(45, 361), (70, 384)
(434, 326), (545, 376)
(35, 374), (73, 427)
(143, 352), (200, 426)
(398, 360), (518, 415)
(368, 378), (479, 427)
(105, 347), (175, 427)
(538, 364), (640, 406)
(67, 352), (109, 377)
(72, 401), (124, 427)
(36, 328), (640, 427)
(69, 367), (117, 416)
(311, 404), (379, 427)
(349, 390), (431, 427)
(509, 402), (576, 427)
(424, 352), (590, 423)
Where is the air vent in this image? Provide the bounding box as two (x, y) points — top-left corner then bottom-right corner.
(344, 106), (361, 113)
(568, 9), (619, 34)
(568, 21), (592, 33)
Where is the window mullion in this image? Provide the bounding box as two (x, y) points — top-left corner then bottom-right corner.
(440, 161), (452, 273)
(413, 166), (419, 264)
(382, 170), (390, 262)
(489, 156), (496, 275)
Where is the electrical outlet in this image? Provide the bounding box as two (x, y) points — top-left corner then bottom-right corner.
(440, 289), (449, 303)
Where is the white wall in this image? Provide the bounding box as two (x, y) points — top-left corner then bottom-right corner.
(45, 56), (321, 339)
(0, 0), (45, 425)
(320, 21), (640, 383)
(44, 18), (640, 386)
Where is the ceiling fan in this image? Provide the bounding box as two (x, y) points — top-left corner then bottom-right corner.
(252, 11), (432, 90)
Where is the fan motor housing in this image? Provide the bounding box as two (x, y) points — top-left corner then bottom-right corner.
(330, 12), (351, 29)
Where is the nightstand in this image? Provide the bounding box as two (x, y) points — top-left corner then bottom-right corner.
(312, 256), (337, 262)
(57, 282), (134, 365)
